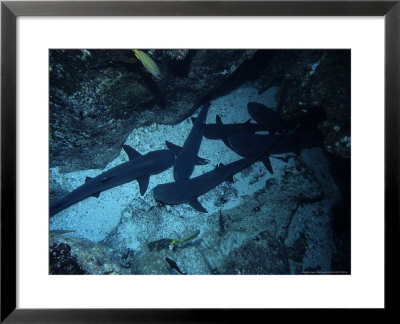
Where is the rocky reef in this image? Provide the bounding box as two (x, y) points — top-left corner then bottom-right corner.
(50, 50), (350, 172)
(50, 231), (131, 275)
(50, 49), (256, 171)
(49, 49), (351, 275)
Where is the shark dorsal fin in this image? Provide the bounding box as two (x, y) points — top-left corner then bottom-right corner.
(85, 176), (93, 183)
(216, 115), (223, 125)
(122, 145), (141, 161)
(191, 117), (197, 124)
(245, 119), (252, 124)
(188, 198), (208, 213)
(261, 157), (273, 174)
(165, 141), (180, 156)
(137, 175), (150, 196)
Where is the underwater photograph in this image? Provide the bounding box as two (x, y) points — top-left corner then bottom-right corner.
(49, 49), (351, 275)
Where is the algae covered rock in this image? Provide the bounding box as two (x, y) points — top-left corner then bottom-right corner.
(48, 50), (350, 275)
(49, 49), (257, 171)
(49, 242), (86, 274)
(49, 232), (131, 275)
(50, 49), (155, 171)
(276, 50), (351, 158)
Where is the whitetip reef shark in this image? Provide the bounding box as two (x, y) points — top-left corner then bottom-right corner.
(153, 134), (287, 213)
(227, 129), (324, 174)
(153, 155), (257, 213)
(49, 145), (175, 217)
(193, 114), (270, 146)
(247, 102), (286, 134)
(172, 101), (210, 181)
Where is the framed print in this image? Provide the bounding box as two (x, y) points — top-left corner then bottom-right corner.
(1, 0), (398, 321)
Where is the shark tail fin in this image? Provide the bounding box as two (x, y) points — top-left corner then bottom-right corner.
(137, 175), (150, 196)
(122, 145), (142, 160)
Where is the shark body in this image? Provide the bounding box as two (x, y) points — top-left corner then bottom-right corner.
(247, 102), (286, 133)
(173, 102), (210, 181)
(194, 115), (270, 141)
(228, 131), (323, 156)
(227, 130), (324, 173)
(153, 155), (258, 213)
(50, 145), (175, 217)
(165, 141), (209, 166)
(152, 133), (286, 213)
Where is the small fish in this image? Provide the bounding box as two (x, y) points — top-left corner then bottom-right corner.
(170, 229), (200, 247)
(165, 257), (187, 275)
(133, 49), (161, 79)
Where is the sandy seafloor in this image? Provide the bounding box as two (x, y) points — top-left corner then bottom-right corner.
(50, 86), (341, 274)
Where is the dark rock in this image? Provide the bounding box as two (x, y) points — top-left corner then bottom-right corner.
(222, 231), (290, 274)
(275, 50), (350, 158)
(249, 50), (301, 93)
(255, 160), (323, 240)
(285, 232), (308, 262)
(148, 238), (173, 252)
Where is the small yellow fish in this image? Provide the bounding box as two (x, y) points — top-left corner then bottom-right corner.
(132, 49), (161, 79)
(170, 229), (200, 246)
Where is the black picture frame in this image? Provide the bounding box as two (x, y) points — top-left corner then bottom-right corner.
(1, 0), (398, 321)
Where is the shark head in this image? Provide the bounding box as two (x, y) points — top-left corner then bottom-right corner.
(153, 184), (171, 205)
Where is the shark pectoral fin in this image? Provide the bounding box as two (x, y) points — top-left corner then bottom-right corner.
(90, 192), (101, 198)
(165, 141), (181, 156)
(188, 198), (208, 213)
(226, 175), (235, 183)
(222, 137), (232, 149)
(261, 157), (274, 174)
(213, 165), (234, 183)
(122, 145), (142, 161)
(216, 115), (223, 125)
(137, 175), (150, 196)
